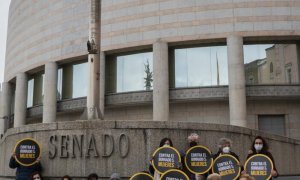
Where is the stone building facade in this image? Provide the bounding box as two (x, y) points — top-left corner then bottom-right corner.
(0, 0), (300, 179)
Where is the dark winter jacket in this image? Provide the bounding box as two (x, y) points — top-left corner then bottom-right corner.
(9, 156), (42, 180)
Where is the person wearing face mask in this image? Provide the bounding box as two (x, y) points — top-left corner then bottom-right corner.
(149, 137), (173, 180)
(246, 136), (278, 178)
(182, 133), (206, 180)
(213, 138), (240, 160)
(212, 137), (243, 174)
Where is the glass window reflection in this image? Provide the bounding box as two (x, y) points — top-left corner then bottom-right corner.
(106, 52), (153, 93)
(173, 46), (228, 88)
(27, 73), (44, 107)
(58, 61), (88, 100)
(244, 44), (300, 85)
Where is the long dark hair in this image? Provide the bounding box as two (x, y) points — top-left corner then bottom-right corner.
(159, 138), (173, 147)
(29, 172), (43, 180)
(61, 175), (72, 180)
(251, 136), (269, 153)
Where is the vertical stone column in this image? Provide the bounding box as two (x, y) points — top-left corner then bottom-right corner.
(14, 73), (28, 127)
(0, 82), (12, 137)
(99, 51), (105, 120)
(227, 35), (247, 127)
(43, 62), (58, 123)
(153, 40), (169, 121)
(87, 0), (100, 120)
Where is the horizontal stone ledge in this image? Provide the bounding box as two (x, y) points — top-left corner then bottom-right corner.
(2, 120), (299, 145)
(25, 85), (300, 118)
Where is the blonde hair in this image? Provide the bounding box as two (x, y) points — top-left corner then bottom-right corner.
(218, 137), (232, 147)
(207, 173), (221, 180)
(239, 174), (254, 180)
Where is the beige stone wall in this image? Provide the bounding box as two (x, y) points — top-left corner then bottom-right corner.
(6, 0), (300, 81)
(247, 100), (300, 140)
(5, 0), (89, 81)
(0, 121), (299, 179)
(101, 0), (300, 51)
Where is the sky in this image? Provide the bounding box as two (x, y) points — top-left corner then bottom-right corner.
(0, 0), (11, 85)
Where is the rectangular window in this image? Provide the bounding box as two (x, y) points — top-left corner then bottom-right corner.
(244, 44), (300, 85)
(171, 45), (228, 88)
(27, 72), (44, 107)
(258, 115), (285, 136)
(59, 61), (88, 99)
(106, 51), (153, 93)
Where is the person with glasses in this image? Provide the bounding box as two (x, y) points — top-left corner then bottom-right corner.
(246, 136), (278, 178)
(29, 172), (43, 180)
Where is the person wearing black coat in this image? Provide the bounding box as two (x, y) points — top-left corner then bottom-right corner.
(9, 153), (43, 180)
(246, 136), (278, 179)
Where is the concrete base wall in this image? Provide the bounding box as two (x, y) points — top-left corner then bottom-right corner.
(0, 121), (299, 179)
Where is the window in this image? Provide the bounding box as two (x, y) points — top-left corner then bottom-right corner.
(106, 52), (153, 93)
(258, 115), (285, 136)
(171, 45), (228, 88)
(27, 72), (44, 107)
(270, 62), (273, 73)
(57, 61), (88, 100)
(244, 44), (300, 84)
(285, 64), (292, 84)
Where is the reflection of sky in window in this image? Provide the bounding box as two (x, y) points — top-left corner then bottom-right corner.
(175, 46), (228, 87)
(243, 44), (274, 63)
(117, 52), (153, 92)
(57, 68), (63, 100)
(27, 79), (34, 107)
(72, 63), (88, 98)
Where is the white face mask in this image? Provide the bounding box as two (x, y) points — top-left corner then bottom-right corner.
(254, 144), (263, 151)
(163, 144), (170, 147)
(222, 147), (230, 154)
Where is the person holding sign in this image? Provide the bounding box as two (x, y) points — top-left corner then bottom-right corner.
(182, 133), (207, 180)
(9, 152), (43, 180)
(213, 138), (240, 162)
(211, 138), (242, 180)
(149, 137), (174, 180)
(246, 136), (278, 178)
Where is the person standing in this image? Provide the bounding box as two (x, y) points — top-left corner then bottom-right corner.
(9, 152), (42, 180)
(29, 172), (43, 180)
(182, 133), (206, 180)
(246, 136), (278, 178)
(213, 138), (240, 160)
(149, 137), (174, 180)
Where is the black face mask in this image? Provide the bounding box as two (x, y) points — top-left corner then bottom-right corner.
(190, 141), (197, 147)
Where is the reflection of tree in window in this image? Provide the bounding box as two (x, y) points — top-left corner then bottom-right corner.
(114, 52), (153, 93)
(144, 60), (153, 90)
(286, 68), (292, 84)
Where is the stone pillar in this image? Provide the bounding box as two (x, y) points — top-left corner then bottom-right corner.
(99, 51), (105, 120)
(153, 40), (169, 121)
(227, 35), (247, 127)
(86, 0), (100, 120)
(0, 82), (12, 137)
(87, 54), (100, 119)
(43, 62), (58, 123)
(14, 73), (28, 127)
